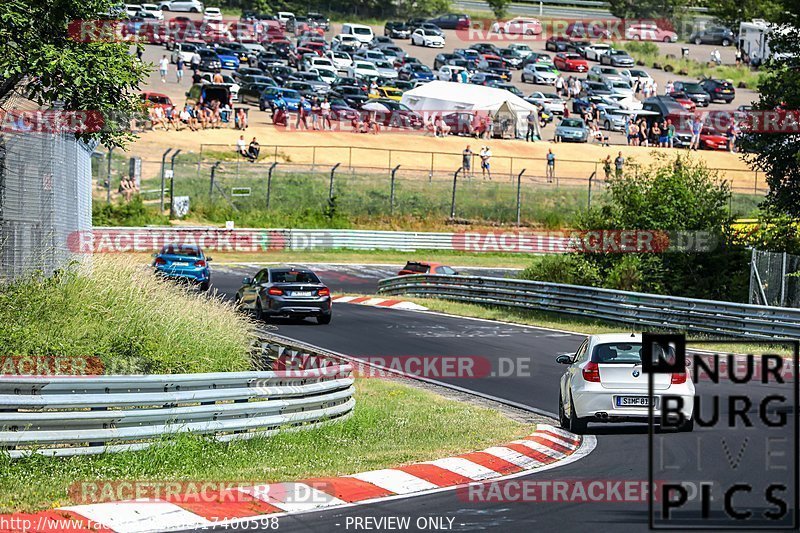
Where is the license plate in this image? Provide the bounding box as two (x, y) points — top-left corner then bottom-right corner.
(172, 262), (189, 267)
(290, 291), (313, 296)
(723, 89), (732, 93)
(615, 396), (655, 407)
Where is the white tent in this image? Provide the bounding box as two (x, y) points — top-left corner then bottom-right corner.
(400, 80), (540, 140)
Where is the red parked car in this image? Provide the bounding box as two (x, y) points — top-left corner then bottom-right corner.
(553, 52), (588, 72)
(667, 91), (697, 112)
(699, 128), (730, 150)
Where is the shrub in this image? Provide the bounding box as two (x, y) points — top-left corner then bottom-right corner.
(520, 255), (601, 286)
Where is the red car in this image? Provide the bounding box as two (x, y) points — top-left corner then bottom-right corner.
(140, 92), (173, 111)
(553, 52), (588, 72)
(668, 91), (697, 112)
(398, 261), (459, 276)
(699, 128), (729, 150)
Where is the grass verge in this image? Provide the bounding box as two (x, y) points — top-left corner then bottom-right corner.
(0, 377), (533, 512)
(0, 256), (253, 374)
(403, 297), (793, 356)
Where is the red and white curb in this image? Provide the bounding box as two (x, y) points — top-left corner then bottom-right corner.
(332, 295), (428, 311)
(1, 425), (593, 533)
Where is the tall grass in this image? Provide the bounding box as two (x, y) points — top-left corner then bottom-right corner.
(0, 257), (253, 374)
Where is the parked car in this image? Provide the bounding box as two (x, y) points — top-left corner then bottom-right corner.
(327, 50), (353, 70)
(672, 81), (711, 107)
(699, 127), (730, 150)
(564, 21), (611, 39)
(384, 21), (411, 38)
(584, 43), (612, 61)
(170, 42), (202, 64)
(427, 13), (470, 30)
(158, 0), (203, 12)
(553, 53), (588, 72)
(604, 78), (634, 97)
(666, 91), (697, 111)
(443, 112), (479, 136)
(238, 82), (275, 105)
(152, 244), (212, 291)
(499, 48), (526, 69)
(625, 23), (678, 43)
(235, 267), (332, 324)
(330, 85), (369, 107)
(619, 68), (653, 87)
(700, 78), (736, 103)
(214, 47), (241, 70)
(341, 23), (374, 44)
(202, 6), (221, 21)
(600, 49), (635, 67)
(469, 72), (504, 86)
(587, 65), (622, 83)
(491, 17), (542, 36)
(196, 48), (221, 71)
(411, 28), (445, 48)
(307, 12), (330, 31)
(258, 87), (310, 112)
(522, 63), (558, 84)
(198, 72), (240, 100)
(398, 63), (435, 81)
(140, 91), (173, 110)
(640, 96), (693, 147)
(347, 60), (380, 80)
(555, 117), (589, 142)
(689, 26), (736, 46)
(545, 36), (571, 52)
(437, 64), (468, 81)
(526, 91), (566, 114)
(434, 52), (460, 70)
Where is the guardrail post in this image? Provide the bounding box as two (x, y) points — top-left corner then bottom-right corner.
(390, 164), (400, 216)
(209, 161), (221, 199)
(169, 149), (181, 219)
(106, 146), (114, 204)
(159, 148), (172, 212)
(450, 167), (462, 219)
(539, 1), (543, 15)
(329, 163), (340, 200)
(516, 168), (526, 226)
(267, 162), (278, 209)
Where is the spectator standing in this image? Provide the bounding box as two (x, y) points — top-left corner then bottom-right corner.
(296, 97), (309, 129)
(735, 47), (742, 66)
(462, 145), (473, 175)
(158, 55), (169, 83)
(320, 98), (331, 130)
(603, 155), (612, 180)
(525, 109), (537, 142)
(311, 97), (320, 130)
(689, 116), (702, 150)
(212, 71), (224, 83)
(555, 75), (565, 97)
(665, 80), (674, 95)
(614, 151), (625, 178)
(190, 51), (201, 73)
(627, 120), (639, 146)
(546, 148), (555, 183)
(175, 57), (184, 83)
(666, 118), (675, 148)
(727, 120), (738, 152)
(479, 146), (492, 179)
(136, 46), (143, 61)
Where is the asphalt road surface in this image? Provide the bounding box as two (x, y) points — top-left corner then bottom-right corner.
(184, 268), (797, 533)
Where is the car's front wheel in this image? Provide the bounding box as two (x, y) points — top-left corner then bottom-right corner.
(559, 392), (569, 429)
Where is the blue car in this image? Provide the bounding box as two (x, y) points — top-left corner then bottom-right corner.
(214, 47), (241, 70)
(259, 88), (311, 113)
(399, 64), (435, 82)
(152, 244), (212, 290)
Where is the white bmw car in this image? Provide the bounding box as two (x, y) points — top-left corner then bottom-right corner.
(557, 333), (695, 433)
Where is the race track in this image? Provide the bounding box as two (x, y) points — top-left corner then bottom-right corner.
(191, 266), (796, 532)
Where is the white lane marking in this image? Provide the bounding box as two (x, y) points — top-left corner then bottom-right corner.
(349, 469), (439, 494)
(61, 501), (211, 533)
(482, 446), (545, 469)
(511, 439), (567, 460)
(425, 457), (500, 481)
(240, 483), (346, 513)
(532, 432), (578, 449)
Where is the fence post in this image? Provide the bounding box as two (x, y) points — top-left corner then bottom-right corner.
(273, 145), (278, 163)
(390, 164), (400, 216)
(348, 147), (352, 169)
(312, 146), (317, 170)
(781, 252), (788, 306)
(106, 147), (114, 204)
(209, 161), (221, 199)
(509, 157), (514, 183)
(159, 147), (172, 212)
(754, 170), (758, 194)
(196, 144), (203, 179)
(450, 167), (462, 219)
(587, 171), (595, 210)
(168, 150), (181, 219)
(430, 152), (434, 182)
(516, 168), (526, 226)
(329, 163), (340, 200)
(267, 162), (277, 209)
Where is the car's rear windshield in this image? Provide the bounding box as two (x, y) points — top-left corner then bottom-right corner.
(592, 342), (644, 364)
(682, 83), (704, 91)
(560, 119), (584, 128)
(353, 27), (372, 35)
(160, 245), (201, 257)
(403, 262), (430, 273)
(271, 270), (321, 283)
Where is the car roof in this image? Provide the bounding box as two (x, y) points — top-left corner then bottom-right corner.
(590, 333), (642, 344)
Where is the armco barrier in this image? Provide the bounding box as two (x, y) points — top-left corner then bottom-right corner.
(0, 335), (354, 458)
(77, 227), (568, 253)
(377, 274), (800, 340)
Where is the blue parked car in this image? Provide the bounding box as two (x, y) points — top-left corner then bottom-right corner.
(152, 244), (212, 290)
(259, 88), (311, 113)
(214, 47), (241, 70)
(398, 63), (435, 82)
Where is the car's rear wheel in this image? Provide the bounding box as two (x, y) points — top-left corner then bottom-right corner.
(200, 280), (210, 291)
(568, 393), (587, 434)
(317, 314), (332, 325)
(722, 38), (731, 46)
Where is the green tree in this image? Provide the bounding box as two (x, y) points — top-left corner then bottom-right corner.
(607, 0), (690, 20)
(0, 0), (149, 147)
(740, 1), (800, 217)
(704, 0), (783, 30)
(485, 0), (510, 20)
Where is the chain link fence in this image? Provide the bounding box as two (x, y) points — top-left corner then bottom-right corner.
(0, 90), (94, 282)
(750, 249), (800, 308)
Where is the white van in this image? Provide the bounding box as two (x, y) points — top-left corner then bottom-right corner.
(341, 23), (374, 44)
(277, 12), (295, 25)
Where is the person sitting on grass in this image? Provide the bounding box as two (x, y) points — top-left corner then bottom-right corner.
(247, 137), (260, 162)
(236, 135), (248, 158)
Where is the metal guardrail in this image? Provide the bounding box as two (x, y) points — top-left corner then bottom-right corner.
(0, 335), (354, 458)
(377, 274), (800, 340)
(85, 227), (568, 253)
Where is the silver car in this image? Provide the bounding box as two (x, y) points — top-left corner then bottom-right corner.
(555, 117), (589, 142)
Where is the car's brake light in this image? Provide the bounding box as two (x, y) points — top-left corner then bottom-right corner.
(268, 287), (283, 295)
(154, 257), (167, 266)
(671, 371), (687, 384)
(715, 87), (722, 92)
(318, 287), (330, 297)
(195, 260), (206, 267)
(582, 362), (601, 382)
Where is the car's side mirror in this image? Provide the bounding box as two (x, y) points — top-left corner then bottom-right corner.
(242, 277), (252, 285)
(556, 354), (574, 364)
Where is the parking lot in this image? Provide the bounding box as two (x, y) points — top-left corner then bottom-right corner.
(136, 16), (759, 146)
